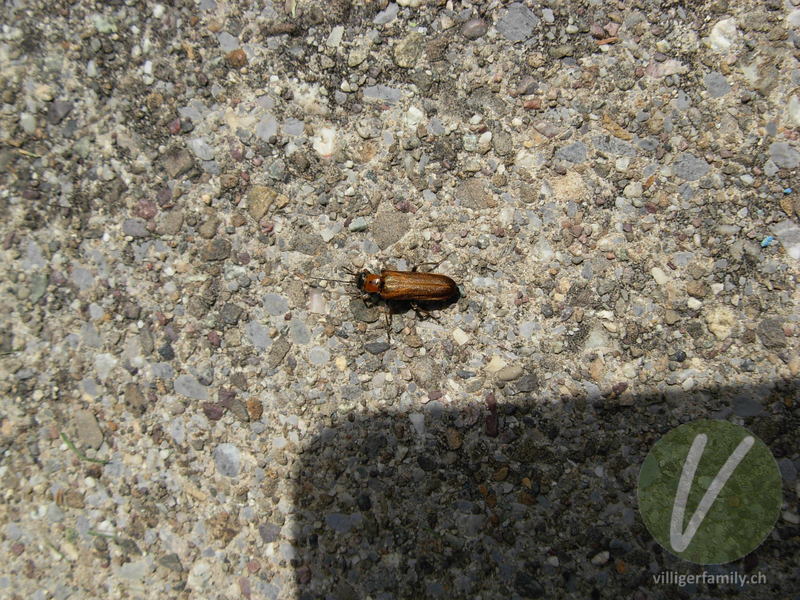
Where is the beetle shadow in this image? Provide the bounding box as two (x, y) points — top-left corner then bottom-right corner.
(385, 286), (462, 323)
(285, 379), (798, 599)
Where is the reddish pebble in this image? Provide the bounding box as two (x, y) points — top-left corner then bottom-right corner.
(590, 23), (605, 39)
(523, 98), (542, 110)
(168, 118), (181, 135)
(207, 331), (221, 347)
(202, 402), (224, 420)
(239, 577), (251, 599)
(226, 48), (248, 68)
(247, 560), (260, 574)
(136, 199), (158, 220)
(612, 382), (628, 396)
(296, 565), (312, 584)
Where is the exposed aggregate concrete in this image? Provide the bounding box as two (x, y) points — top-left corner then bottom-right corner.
(1, 1), (799, 598)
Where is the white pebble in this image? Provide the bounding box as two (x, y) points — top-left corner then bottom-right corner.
(651, 267), (669, 285)
(706, 18), (738, 53)
(313, 127), (336, 158)
(19, 113), (36, 134)
(788, 96), (800, 127)
(308, 289), (326, 314)
(452, 328), (470, 346)
(405, 106), (424, 127)
(485, 356), (507, 373)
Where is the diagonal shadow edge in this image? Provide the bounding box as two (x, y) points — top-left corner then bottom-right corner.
(284, 379), (799, 599)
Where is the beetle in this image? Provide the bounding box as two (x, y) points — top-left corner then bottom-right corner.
(354, 268), (458, 303)
(308, 263), (459, 339)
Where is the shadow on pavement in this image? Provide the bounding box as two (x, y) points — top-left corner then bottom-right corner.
(289, 379), (799, 599)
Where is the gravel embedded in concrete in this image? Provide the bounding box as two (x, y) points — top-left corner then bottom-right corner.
(0, 1), (798, 598)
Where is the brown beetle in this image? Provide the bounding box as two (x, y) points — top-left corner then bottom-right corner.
(354, 269), (458, 303)
(310, 263), (459, 339)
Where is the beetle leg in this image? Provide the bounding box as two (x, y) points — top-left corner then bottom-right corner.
(410, 302), (439, 321)
(383, 304), (393, 341)
(411, 252), (451, 272)
(411, 261), (440, 273)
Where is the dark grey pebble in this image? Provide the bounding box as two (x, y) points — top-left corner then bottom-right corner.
(201, 238), (231, 261)
(325, 512), (362, 534)
(555, 141), (587, 164)
(731, 393), (763, 417)
(349, 298), (380, 323)
(497, 3), (540, 42)
(704, 71), (731, 98)
(778, 458), (797, 483)
(47, 100), (74, 124)
(513, 373), (539, 394)
(122, 218), (149, 238)
(158, 554), (183, 572)
(769, 142), (800, 169)
(220, 302), (243, 325)
(757, 317), (786, 348)
(673, 153), (709, 181)
(364, 341), (390, 354)
(258, 522), (281, 544)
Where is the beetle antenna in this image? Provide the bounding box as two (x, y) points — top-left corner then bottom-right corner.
(305, 275), (354, 285)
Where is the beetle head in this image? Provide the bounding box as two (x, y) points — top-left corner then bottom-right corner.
(354, 270), (367, 291)
(360, 272), (382, 294)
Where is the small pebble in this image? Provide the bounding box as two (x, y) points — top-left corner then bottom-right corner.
(461, 19), (488, 40)
(364, 341), (390, 354)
